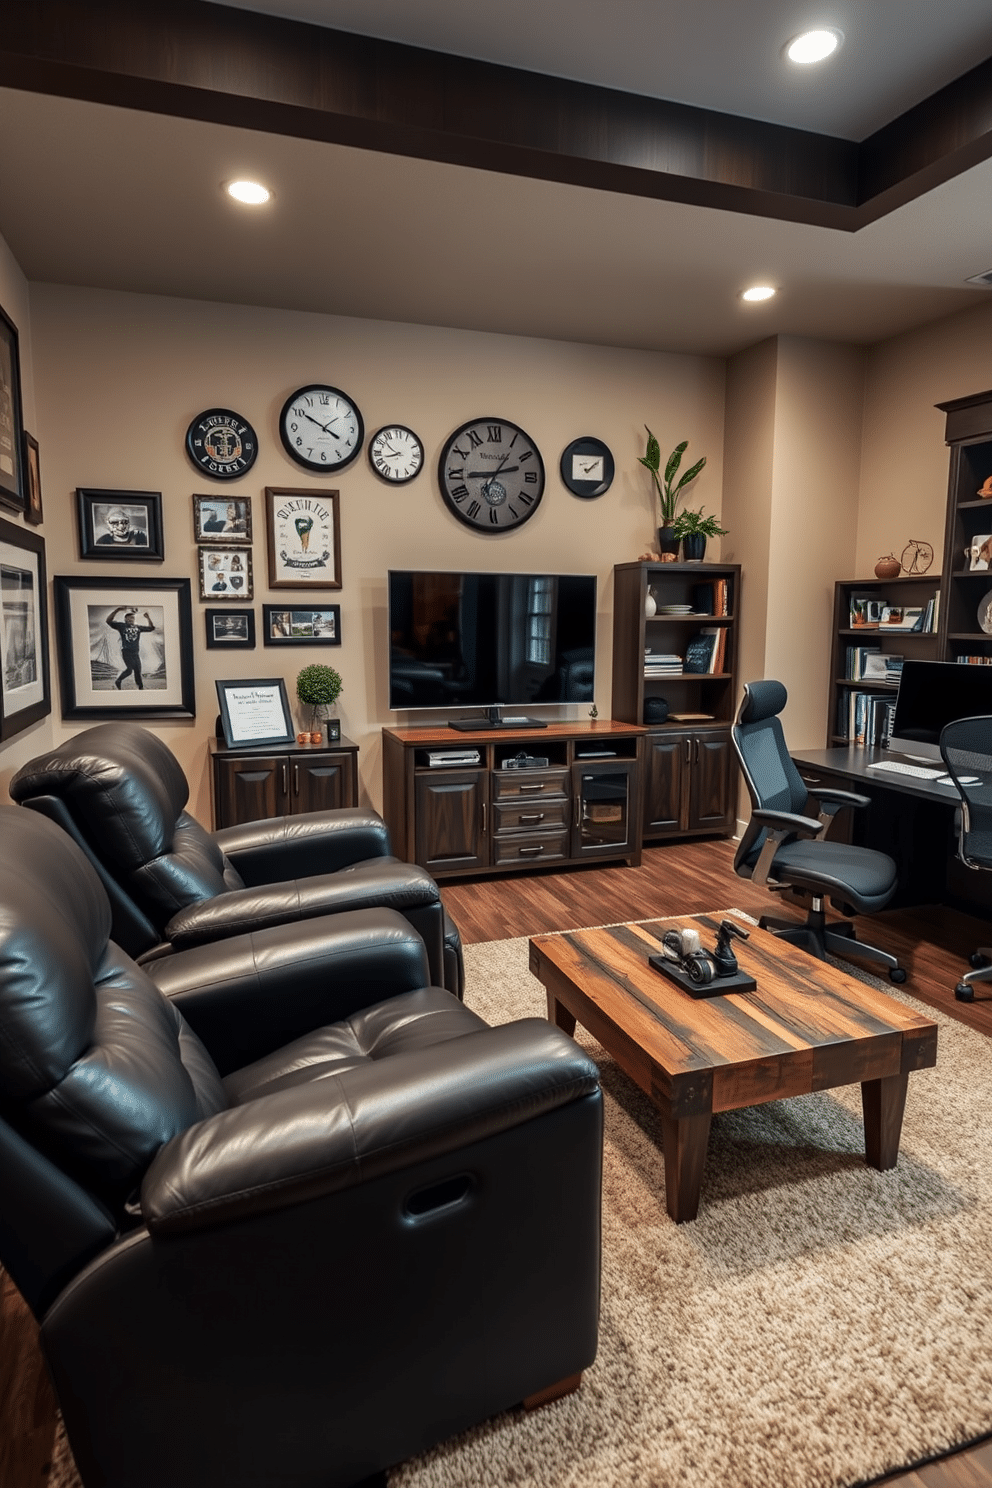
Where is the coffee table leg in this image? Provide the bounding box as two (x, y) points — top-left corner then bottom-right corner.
(546, 989), (577, 1036)
(861, 1073), (909, 1170)
(659, 1111), (712, 1223)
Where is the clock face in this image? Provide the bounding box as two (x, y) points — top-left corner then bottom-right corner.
(185, 408), (258, 481)
(560, 437), (615, 499)
(438, 417), (545, 533)
(279, 385), (364, 473)
(368, 425), (424, 484)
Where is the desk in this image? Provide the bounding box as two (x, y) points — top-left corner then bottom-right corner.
(791, 746), (990, 914)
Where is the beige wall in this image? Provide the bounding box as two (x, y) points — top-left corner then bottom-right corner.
(26, 282), (726, 821)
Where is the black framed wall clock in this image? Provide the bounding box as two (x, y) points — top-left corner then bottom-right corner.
(438, 417), (544, 532)
(279, 385), (364, 473)
(185, 408), (258, 481)
(560, 436), (614, 498)
(368, 425), (424, 484)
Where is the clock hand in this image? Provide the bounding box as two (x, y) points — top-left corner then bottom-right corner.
(301, 411), (340, 440)
(466, 465), (519, 478)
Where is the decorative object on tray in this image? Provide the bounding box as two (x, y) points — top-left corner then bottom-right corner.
(979, 590), (992, 636)
(873, 553), (901, 579)
(672, 506), (728, 563)
(560, 436), (614, 498)
(193, 494), (252, 544)
(215, 676), (294, 748)
(900, 537), (934, 574)
(0, 515), (50, 740)
(185, 408), (258, 480)
(0, 300), (24, 512)
(979, 476), (992, 498)
(265, 487), (342, 589)
(279, 385), (363, 474)
(53, 575), (194, 720)
(639, 427), (706, 556)
(77, 489), (164, 562)
(22, 431), (42, 525)
(648, 918), (755, 997)
(204, 608), (255, 649)
(197, 544), (252, 601)
(296, 662), (343, 742)
(263, 604), (340, 647)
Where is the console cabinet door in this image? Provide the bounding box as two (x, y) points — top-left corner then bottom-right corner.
(644, 733), (688, 833)
(688, 732), (734, 832)
(415, 770), (489, 872)
(214, 754), (286, 827)
(292, 753), (356, 814)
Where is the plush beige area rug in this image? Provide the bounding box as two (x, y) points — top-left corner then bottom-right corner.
(50, 922), (992, 1488)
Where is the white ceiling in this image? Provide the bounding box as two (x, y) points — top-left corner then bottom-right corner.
(210, 0), (992, 138)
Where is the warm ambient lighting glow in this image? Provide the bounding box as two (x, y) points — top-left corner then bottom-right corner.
(226, 180), (271, 205)
(785, 29), (842, 64)
(741, 285), (777, 303)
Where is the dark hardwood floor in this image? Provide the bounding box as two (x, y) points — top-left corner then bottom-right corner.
(2, 838), (989, 1487)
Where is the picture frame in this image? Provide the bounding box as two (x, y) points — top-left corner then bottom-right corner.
(53, 575), (195, 720)
(205, 608), (256, 649)
(215, 676), (294, 748)
(265, 487), (342, 590)
(198, 545), (253, 601)
(0, 515), (50, 740)
(77, 488), (165, 561)
(969, 534), (992, 571)
(0, 302), (25, 512)
(262, 604), (341, 646)
(23, 432), (43, 526)
(193, 494), (253, 545)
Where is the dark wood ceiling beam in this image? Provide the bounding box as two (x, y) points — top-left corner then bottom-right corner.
(1, 0), (990, 233)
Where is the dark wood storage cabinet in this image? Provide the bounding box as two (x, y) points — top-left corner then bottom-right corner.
(210, 737), (359, 828)
(383, 722), (644, 880)
(643, 729), (734, 835)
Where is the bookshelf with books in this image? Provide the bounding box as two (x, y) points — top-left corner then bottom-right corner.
(611, 561), (741, 840)
(826, 575), (940, 747)
(936, 388), (992, 667)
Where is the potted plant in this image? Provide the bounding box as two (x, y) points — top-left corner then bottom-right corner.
(639, 428), (707, 555)
(296, 663), (343, 743)
(673, 507), (728, 562)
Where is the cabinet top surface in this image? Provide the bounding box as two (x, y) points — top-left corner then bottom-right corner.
(615, 561), (741, 575)
(210, 735), (358, 757)
(384, 719), (644, 744)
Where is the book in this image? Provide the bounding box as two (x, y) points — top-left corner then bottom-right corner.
(669, 712), (714, 721)
(683, 631), (718, 674)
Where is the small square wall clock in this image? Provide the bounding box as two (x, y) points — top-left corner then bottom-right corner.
(560, 436), (614, 499)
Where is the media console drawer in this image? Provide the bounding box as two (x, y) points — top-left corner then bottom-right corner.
(492, 830), (569, 867)
(492, 768), (569, 800)
(493, 799), (569, 833)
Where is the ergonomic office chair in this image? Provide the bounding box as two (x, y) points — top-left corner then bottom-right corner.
(732, 680), (906, 981)
(939, 715), (992, 1001)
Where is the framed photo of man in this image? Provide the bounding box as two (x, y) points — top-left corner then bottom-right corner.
(264, 487), (341, 590)
(198, 545), (253, 601)
(77, 489), (165, 561)
(0, 516), (50, 740)
(53, 575), (194, 720)
(193, 495), (252, 545)
(0, 302), (25, 513)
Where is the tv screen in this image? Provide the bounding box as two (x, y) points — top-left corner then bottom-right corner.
(891, 659), (992, 761)
(388, 570), (596, 711)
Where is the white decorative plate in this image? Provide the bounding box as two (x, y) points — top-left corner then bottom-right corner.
(979, 591), (992, 635)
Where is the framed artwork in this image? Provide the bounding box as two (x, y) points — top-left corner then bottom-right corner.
(23, 432), (43, 526)
(53, 575), (195, 720)
(77, 489), (165, 561)
(265, 487), (341, 590)
(0, 303), (24, 512)
(198, 545), (253, 601)
(0, 516), (50, 741)
(263, 604), (341, 646)
(215, 677), (294, 748)
(193, 494), (252, 545)
(205, 608), (256, 649)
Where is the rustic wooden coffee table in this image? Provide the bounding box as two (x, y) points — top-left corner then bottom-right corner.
(529, 914), (938, 1223)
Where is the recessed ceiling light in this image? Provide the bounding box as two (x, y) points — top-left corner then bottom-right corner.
(741, 285), (777, 303)
(226, 179), (271, 205)
(785, 28), (843, 64)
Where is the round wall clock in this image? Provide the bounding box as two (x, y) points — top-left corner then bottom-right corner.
(368, 425), (424, 484)
(438, 417), (545, 533)
(279, 385), (364, 473)
(560, 436), (614, 498)
(185, 408), (258, 481)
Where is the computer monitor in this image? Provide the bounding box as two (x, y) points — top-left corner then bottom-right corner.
(889, 659), (992, 762)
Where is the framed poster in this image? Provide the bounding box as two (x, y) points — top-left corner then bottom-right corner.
(0, 516), (50, 741)
(23, 432), (43, 526)
(193, 494), (252, 545)
(262, 604), (340, 646)
(265, 487), (341, 590)
(0, 303), (24, 512)
(77, 489), (165, 561)
(205, 608), (255, 649)
(53, 575), (195, 720)
(215, 677), (294, 748)
(198, 545), (252, 601)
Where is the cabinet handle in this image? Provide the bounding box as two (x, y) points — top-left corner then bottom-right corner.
(574, 796), (581, 828)
(694, 739), (700, 765)
(684, 739), (691, 765)
(293, 764), (300, 796)
(480, 800), (487, 835)
(518, 845), (545, 857)
(519, 783), (544, 793)
(801, 775), (821, 785)
(519, 812), (545, 824)
(281, 763), (289, 796)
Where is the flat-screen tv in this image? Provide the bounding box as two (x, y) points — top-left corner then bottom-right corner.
(388, 570), (597, 713)
(890, 659), (992, 762)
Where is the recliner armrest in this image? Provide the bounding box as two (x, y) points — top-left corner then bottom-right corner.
(214, 808), (391, 885)
(752, 808), (824, 837)
(141, 1020), (601, 1235)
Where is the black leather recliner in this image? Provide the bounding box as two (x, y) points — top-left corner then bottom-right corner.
(10, 722), (464, 997)
(0, 807), (603, 1488)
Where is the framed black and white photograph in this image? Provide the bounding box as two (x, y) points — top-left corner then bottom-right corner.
(198, 545), (253, 601)
(0, 516), (50, 740)
(0, 302), (24, 512)
(262, 604), (341, 646)
(215, 676), (294, 748)
(53, 575), (194, 720)
(23, 431), (43, 526)
(205, 607), (256, 649)
(77, 489), (165, 561)
(265, 487), (342, 590)
(193, 494), (252, 545)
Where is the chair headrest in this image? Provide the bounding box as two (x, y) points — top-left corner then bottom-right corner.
(738, 680), (788, 726)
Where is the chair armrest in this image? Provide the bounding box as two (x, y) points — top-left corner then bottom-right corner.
(806, 787), (870, 812)
(214, 808), (391, 885)
(752, 808), (824, 836)
(164, 859), (440, 949)
(141, 1020), (601, 1235)
(147, 908), (431, 1073)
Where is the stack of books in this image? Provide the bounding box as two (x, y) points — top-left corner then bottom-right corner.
(644, 652), (683, 677)
(837, 692), (896, 745)
(955, 654), (992, 665)
(683, 627), (727, 674)
(691, 578), (732, 617)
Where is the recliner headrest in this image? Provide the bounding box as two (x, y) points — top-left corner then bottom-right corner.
(737, 680), (788, 726)
(10, 723), (189, 871)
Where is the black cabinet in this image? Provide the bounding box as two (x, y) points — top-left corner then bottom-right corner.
(210, 738), (359, 828)
(643, 728), (733, 838)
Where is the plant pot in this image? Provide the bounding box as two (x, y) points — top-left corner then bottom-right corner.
(681, 534), (706, 562)
(658, 525), (680, 556)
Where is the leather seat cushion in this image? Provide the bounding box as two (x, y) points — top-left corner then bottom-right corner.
(223, 987), (486, 1104)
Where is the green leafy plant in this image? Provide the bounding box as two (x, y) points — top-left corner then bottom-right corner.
(673, 507), (728, 539)
(296, 663), (342, 729)
(639, 428), (707, 526)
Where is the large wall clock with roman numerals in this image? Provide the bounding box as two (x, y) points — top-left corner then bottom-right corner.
(438, 417), (545, 533)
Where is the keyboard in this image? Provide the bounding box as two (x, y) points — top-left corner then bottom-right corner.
(866, 760), (943, 780)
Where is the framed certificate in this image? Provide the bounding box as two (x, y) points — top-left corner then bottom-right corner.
(215, 677), (294, 747)
(265, 487), (342, 590)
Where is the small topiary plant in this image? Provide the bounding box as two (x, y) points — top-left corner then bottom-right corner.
(296, 663), (342, 731)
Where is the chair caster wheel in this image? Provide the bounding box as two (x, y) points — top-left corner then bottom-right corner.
(888, 967), (907, 984)
(955, 983), (975, 1002)
(969, 953), (989, 970)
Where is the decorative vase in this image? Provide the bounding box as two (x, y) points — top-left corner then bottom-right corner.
(645, 588), (657, 617)
(874, 554), (902, 579)
(681, 534), (706, 562)
(657, 525), (680, 556)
